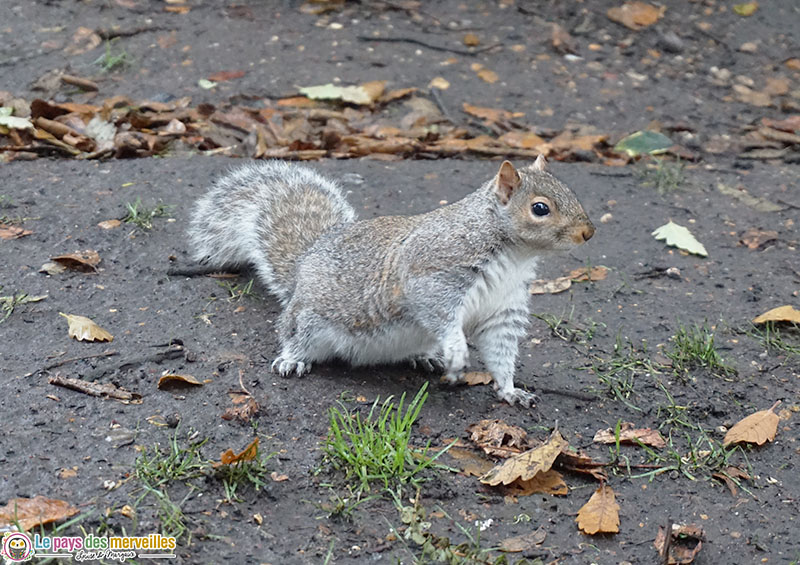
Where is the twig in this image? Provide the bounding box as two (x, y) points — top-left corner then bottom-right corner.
(43, 350), (118, 371)
(357, 35), (500, 56)
(428, 87), (453, 123)
(777, 198), (800, 210)
(60, 74), (99, 92)
(96, 26), (173, 40)
(49, 373), (141, 403)
(537, 387), (597, 401)
(662, 518), (673, 565)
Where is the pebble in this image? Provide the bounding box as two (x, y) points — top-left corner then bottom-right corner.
(657, 31), (684, 53)
(738, 41), (757, 53)
(600, 213), (613, 223)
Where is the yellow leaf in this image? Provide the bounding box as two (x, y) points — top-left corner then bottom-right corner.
(752, 305), (800, 324)
(505, 469), (568, 496)
(723, 401), (780, 446)
(733, 1), (758, 16)
(59, 312), (113, 342)
(480, 430), (567, 486)
(216, 437), (260, 467)
(157, 373), (203, 389)
(576, 485), (620, 534)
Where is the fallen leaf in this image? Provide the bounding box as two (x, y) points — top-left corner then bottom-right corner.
(299, 83), (380, 105)
(569, 265), (609, 282)
(711, 466), (750, 497)
(614, 130), (673, 156)
(207, 70), (246, 82)
(593, 422), (666, 449)
(59, 312), (113, 342)
(476, 68), (499, 84)
(446, 447), (496, 477)
(555, 449), (608, 481)
(463, 33), (480, 46)
(739, 229), (778, 250)
(499, 527), (546, 552)
(216, 437), (260, 466)
(468, 419), (529, 457)
(652, 221), (708, 257)
(716, 183), (784, 212)
(222, 391), (260, 422)
(462, 103), (523, 123)
(98, 219), (122, 230)
(58, 468), (78, 479)
(157, 373), (203, 389)
(576, 485), (620, 534)
(463, 371), (493, 386)
(0, 111), (34, 131)
(65, 26), (101, 55)
(198, 79), (217, 90)
(732, 84), (772, 107)
(498, 131), (544, 149)
(654, 523), (704, 564)
(752, 305), (800, 324)
(733, 1), (758, 16)
(0, 224), (33, 239)
(529, 276), (572, 294)
(607, 2), (665, 30)
(428, 77), (450, 90)
(0, 496), (79, 531)
(723, 401), (780, 446)
(505, 469), (568, 496)
(270, 471), (289, 482)
(480, 430), (567, 486)
(51, 250), (101, 272)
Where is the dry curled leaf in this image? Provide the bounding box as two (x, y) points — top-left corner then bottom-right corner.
(51, 250), (101, 272)
(654, 523), (704, 564)
(499, 527), (546, 553)
(59, 312), (113, 342)
(462, 103), (523, 124)
(593, 422), (666, 449)
(739, 229), (778, 250)
(216, 437), (259, 467)
(607, 1), (665, 30)
(529, 276), (572, 295)
(446, 447), (496, 477)
(555, 449), (608, 482)
(0, 496), (79, 531)
(752, 305), (800, 324)
(480, 430), (567, 486)
(711, 466), (750, 497)
(723, 401), (780, 446)
(463, 371), (493, 386)
(467, 419), (528, 457)
(222, 391), (260, 422)
(157, 373), (203, 389)
(0, 224), (33, 239)
(576, 485), (620, 534)
(569, 265), (609, 282)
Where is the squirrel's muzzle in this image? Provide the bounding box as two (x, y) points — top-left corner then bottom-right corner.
(571, 222), (595, 244)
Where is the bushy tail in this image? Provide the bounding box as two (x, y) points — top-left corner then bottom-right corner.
(188, 161), (356, 303)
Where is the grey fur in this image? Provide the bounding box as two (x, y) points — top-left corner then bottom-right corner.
(188, 159), (594, 406)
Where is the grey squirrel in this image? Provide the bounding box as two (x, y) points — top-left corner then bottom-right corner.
(188, 157), (594, 406)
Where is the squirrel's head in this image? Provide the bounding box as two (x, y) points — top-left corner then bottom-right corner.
(492, 156), (595, 251)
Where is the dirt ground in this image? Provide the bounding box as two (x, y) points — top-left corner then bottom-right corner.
(2, 1), (799, 564)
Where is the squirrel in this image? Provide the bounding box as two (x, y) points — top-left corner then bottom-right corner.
(188, 156), (594, 406)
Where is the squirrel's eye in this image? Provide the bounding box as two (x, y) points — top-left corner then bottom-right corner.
(532, 202), (550, 217)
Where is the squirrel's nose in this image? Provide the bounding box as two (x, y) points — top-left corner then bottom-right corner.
(580, 223), (595, 242)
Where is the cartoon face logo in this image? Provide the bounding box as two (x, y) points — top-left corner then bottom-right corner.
(1, 532), (34, 562)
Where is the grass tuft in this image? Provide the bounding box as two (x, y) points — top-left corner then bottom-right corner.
(667, 322), (735, 377)
(123, 197), (171, 230)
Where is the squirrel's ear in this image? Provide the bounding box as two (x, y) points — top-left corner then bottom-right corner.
(531, 154), (547, 172)
(494, 160), (521, 204)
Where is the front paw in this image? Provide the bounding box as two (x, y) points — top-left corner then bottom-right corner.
(271, 357), (311, 377)
(496, 387), (538, 407)
(410, 356), (446, 373)
(441, 371), (465, 385)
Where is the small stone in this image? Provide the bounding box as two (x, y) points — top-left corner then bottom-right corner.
(657, 31), (683, 53)
(600, 213), (613, 223)
(666, 267), (681, 279)
(739, 41), (757, 53)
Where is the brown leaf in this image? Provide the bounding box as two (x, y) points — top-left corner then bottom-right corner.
(51, 250), (101, 272)
(498, 131), (544, 150)
(752, 305), (800, 324)
(723, 401), (780, 446)
(504, 469), (568, 496)
(468, 419), (529, 457)
(216, 437), (259, 466)
(65, 26), (101, 55)
(555, 449), (608, 481)
(480, 430), (567, 486)
(222, 391), (260, 422)
(463, 371), (492, 386)
(569, 265), (609, 282)
(97, 219), (122, 230)
(379, 87), (418, 104)
(463, 33), (480, 47)
(593, 422), (666, 449)
(739, 229), (778, 250)
(654, 523), (705, 564)
(59, 312), (113, 342)
(711, 466), (750, 497)
(157, 373), (203, 389)
(732, 84), (772, 107)
(529, 276), (572, 295)
(576, 485), (620, 534)
(446, 447), (496, 477)
(476, 68), (498, 84)
(207, 70), (246, 82)
(0, 496), (79, 531)
(462, 103), (523, 123)
(0, 224), (33, 239)
(499, 527), (546, 552)
(607, 2), (665, 30)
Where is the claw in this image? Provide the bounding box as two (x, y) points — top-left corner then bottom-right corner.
(496, 387), (538, 407)
(271, 357), (311, 377)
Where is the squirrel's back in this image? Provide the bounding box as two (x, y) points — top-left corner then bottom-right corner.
(188, 161), (356, 303)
